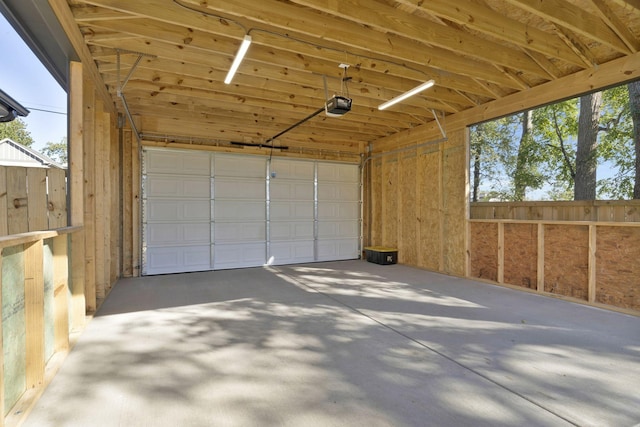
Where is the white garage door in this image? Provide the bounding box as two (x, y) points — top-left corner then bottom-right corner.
(142, 148), (359, 275)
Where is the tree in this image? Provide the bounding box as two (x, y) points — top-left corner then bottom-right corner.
(629, 81), (640, 199)
(533, 99), (579, 199)
(575, 92), (603, 200)
(43, 137), (68, 165)
(0, 117), (35, 147)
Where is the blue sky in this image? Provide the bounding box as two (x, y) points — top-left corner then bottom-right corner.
(0, 13), (67, 151)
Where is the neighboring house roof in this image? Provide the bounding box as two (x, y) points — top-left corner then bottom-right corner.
(0, 88), (29, 122)
(0, 138), (64, 169)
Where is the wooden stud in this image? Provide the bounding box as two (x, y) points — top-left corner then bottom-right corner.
(131, 131), (141, 277)
(94, 101), (106, 302)
(537, 223), (545, 293)
(24, 240), (45, 389)
(0, 166), (7, 236)
(53, 235), (70, 352)
(69, 61), (86, 329)
(497, 221), (504, 284)
(83, 75), (97, 312)
(0, 252), (5, 425)
(588, 225), (597, 303)
(122, 129), (133, 277)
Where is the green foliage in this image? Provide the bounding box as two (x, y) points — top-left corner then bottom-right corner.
(471, 82), (638, 201)
(0, 118), (35, 147)
(42, 137), (68, 165)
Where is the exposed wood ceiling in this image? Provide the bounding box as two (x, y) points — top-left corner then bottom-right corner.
(65, 0), (640, 154)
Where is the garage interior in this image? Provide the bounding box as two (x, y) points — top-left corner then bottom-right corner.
(0, 0), (639, 426)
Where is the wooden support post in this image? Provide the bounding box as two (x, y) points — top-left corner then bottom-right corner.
(69, 61), (86, 330)
(0, 253), (5, 426)
(24, 240), (45, 390)
(94, 101), (106, 303)
(588, 225), (597, 303)
(83, 76), (97, 312)
(497, 221), (504, 284)
(0, 166), (7, 237)
(53, 235), (70, 352)
(438, 142), (445, 272)
(131, 133), (141, 277)
(537, 223), (545, 293)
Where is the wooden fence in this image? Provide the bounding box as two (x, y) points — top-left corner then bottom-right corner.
(469, 200), (640, 314)
(0, 166), (67, 237)
(471, 200), (640, 222)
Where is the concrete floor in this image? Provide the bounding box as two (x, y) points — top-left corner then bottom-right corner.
(23, 261), (640, 427)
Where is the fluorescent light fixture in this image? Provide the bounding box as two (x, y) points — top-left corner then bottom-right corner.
(224, 35), (252, 84)
(378, 79), (435, 110)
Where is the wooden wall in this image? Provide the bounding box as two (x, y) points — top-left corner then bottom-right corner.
(366, 128), (467, 276)
(365, 53), (640, 314)
(470, 221), (640, 312)
(74, 68), (121, 311)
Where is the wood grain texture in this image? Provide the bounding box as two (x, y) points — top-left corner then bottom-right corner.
(442, 133), (466, 276)
(399, 152), (417, 265)
(417, 146), (441, 271)
(381, 155), (398, 248)
(595, 226), (640, 311)
(544, 225), (589, 300)
(503, 223), (538, 289)
(470, 222), (499, 281)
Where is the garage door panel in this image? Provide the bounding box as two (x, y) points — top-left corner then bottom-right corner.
(145, 150), (210, 176)
(214, 178), (265, 199)
(270, 180), (314, 200)
(145, 175), (211, 198)
(270, 159), (314, 180)
(146, 199), (211, 222)
(317, 239), (359, 261)
(318, 163), (359, 182)
(270, 221), (314, 240)
(214, 243), (266, 269)
(146, 222), (211, 246)
(214, 155), (266, 178)
(214, 201), (265, 221)
(270, 202), (314, 220)
(318, 183), (359, 201)
(143, 150), (360, 275)
(318, 202), (359, 220)
(214, 222), (266, 242)
(145, 245), (211, 275)
(269, 241), (314, 265)
(318, 221), (359, 239)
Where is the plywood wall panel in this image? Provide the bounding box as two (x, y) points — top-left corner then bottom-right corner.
(596, 226), (640, 311)
(369, 158), (383, 247)
(470, 222), (498, 281)
(544, 225), (589, 300)
(442, 133), (466, 276)
(503, 223), (537, 289)
(417, 147), (441, 271)
(381, 155), (398, 248)
(399, 152), (417, 265)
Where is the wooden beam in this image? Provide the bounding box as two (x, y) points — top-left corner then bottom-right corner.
(394, 0), (586, 67)
(503, 0), (630, 54)
(590, 0), (640, 53)
(537, 223), (545, 292)
(83, 76), (97, 313)
(497, 222), (505, 284)
(289, 0), (549, 78)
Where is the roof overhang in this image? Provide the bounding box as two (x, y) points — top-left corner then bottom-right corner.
(0, 88), (29, 122)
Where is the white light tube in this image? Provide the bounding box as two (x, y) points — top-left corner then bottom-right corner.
(377, 79), (435, 110)
(224, 35), (252, 84)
